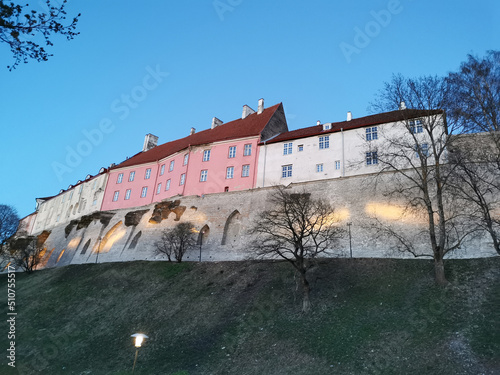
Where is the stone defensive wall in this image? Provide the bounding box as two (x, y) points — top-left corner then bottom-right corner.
(33, 171), (498, 270)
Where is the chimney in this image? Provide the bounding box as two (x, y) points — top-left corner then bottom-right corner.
(347, 111), (352, 121)
(143, 133), (158, 152)
(399, 101), (406, 110)
(190, 127), (196, 135)
(211, 117), (223, 129)
(257, 98), (264, 114)
(317, 120), (321, 126)
(242, 105), (256, 119)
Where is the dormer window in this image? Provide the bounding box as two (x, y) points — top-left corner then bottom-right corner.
(323, 123), (331, 131)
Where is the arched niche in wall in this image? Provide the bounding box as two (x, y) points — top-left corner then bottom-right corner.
(80, 239), (91, 255)
(197, 225), (210, 246)
(97, 221), (124, 254)
(129, 231), (142, 250)
(221, 210), (241, 246)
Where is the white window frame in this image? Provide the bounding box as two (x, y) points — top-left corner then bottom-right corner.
(145, 168), (152, 179)
(282, 164), (292, 178)
(169, 160), (175, 172)
(165, 179), (171, 191)
(200, 170), (208, 182)
(203, 150), (211, 162)
(366, 127), (378, 141)
(184, 154), (189, 165)
(113, 191), (119, 202)
(180, 173), (186, 185)
(244, 144), (252, 156)
(366, 151), (378, 165)
(228, 146), (236, 158)
(156, 183), (162, 194)
(298, 144), (304, 152)
(160, 164), (165, 176)
(410, 119), (423, 134)
(141, 187), (148, 198)
(283, 142), (293, 155)
(129, 171), (135, 182)
(125, 189), (131, 200)
(226, 166), (234, 179)
(415, 143), (429, 158)
(242, 164), (250, 177)
(316, 163), (323, 173)
(319, 136), (329, 149)
(335, 160), (341, 170)
(117, 173), (123, 183)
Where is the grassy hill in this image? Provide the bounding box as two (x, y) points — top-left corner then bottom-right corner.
(0, 257), (499, 375)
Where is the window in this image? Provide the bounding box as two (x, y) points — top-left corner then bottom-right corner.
(319, 136), (329, 149)
(169, 160), (175, 172)
(415, 143), (429, 158)
(117, 173), (123, 183)
(113, 191), (119, 202)
(156, 183), (162, 194)
(165, 179), (171, 191)
(298, 145), (304, 152)
(79, 185), (83, 193)
(410, 119), (423, 134)
(366, 127), (378, 141)
(93, 192), (98, 206)
(282, 164), (293, 178)
(316, 164), (323, 172)
(141, 187), (148, 198)
(335, 160), (341, 170)
(324, 124), (331, 130)
(244, 144), (252, 156)
(180, 173), (186, 185)
(125, 189), (131, 200)
(242, 164), (250, 177)
(366, 151), (378, 165)
(203, 150), (211, 161)
(145, 168), (151, 179)
(228, 146), (236, 158)
(184, 154), (189, 165)
(283, 142), (293, 155)
(93, 180), (97, 190)
(69, 191), (74, 200)
(200, 170), (208, 182)
(160, 164), (165, 175)
(226, 167), (234, 179)
(129, 171), (135, 182)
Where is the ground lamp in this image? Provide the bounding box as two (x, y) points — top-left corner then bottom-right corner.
(131, 333), (148, 373)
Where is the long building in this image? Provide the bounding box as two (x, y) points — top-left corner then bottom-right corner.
(24, 100), (444, 237)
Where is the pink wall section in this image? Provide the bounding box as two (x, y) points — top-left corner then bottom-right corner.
(101, 137), (261, 211)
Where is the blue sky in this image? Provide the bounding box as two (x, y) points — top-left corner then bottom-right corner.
(1, 0), (498, 218)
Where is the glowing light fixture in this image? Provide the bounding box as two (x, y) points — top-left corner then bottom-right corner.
(131, 333), (149, 372)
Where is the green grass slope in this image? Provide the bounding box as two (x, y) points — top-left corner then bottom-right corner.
(0, 257), (499, 375)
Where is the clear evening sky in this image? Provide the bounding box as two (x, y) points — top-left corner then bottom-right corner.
(0, 0), (498, 218)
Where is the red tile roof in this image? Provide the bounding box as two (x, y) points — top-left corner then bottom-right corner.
(264, 109), (444, 144)
(112, 103), (283, 170)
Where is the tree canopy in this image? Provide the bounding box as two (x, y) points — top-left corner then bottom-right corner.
(0, 0), (80, 70)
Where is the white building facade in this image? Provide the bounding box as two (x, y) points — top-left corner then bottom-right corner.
(257, 109), (444, 187)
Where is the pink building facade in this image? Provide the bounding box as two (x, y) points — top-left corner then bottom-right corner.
(101, 101), (288, 211)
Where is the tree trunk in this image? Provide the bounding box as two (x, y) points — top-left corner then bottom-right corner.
(300, 271), (311, 313)
(434, 256), (448, 286)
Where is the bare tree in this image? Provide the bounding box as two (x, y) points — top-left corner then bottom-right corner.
(0, 0), (80, 70)
(369, 75), (473, 285)
(154, 222), (197, 263)
(0, 204), (19, 255)
(249, 187), (344, 313)
(446, 51), (500, 254)
(9, 236), (44, 273)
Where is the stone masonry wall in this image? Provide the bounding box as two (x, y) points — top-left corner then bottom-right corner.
(28, 171), (498, 270)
